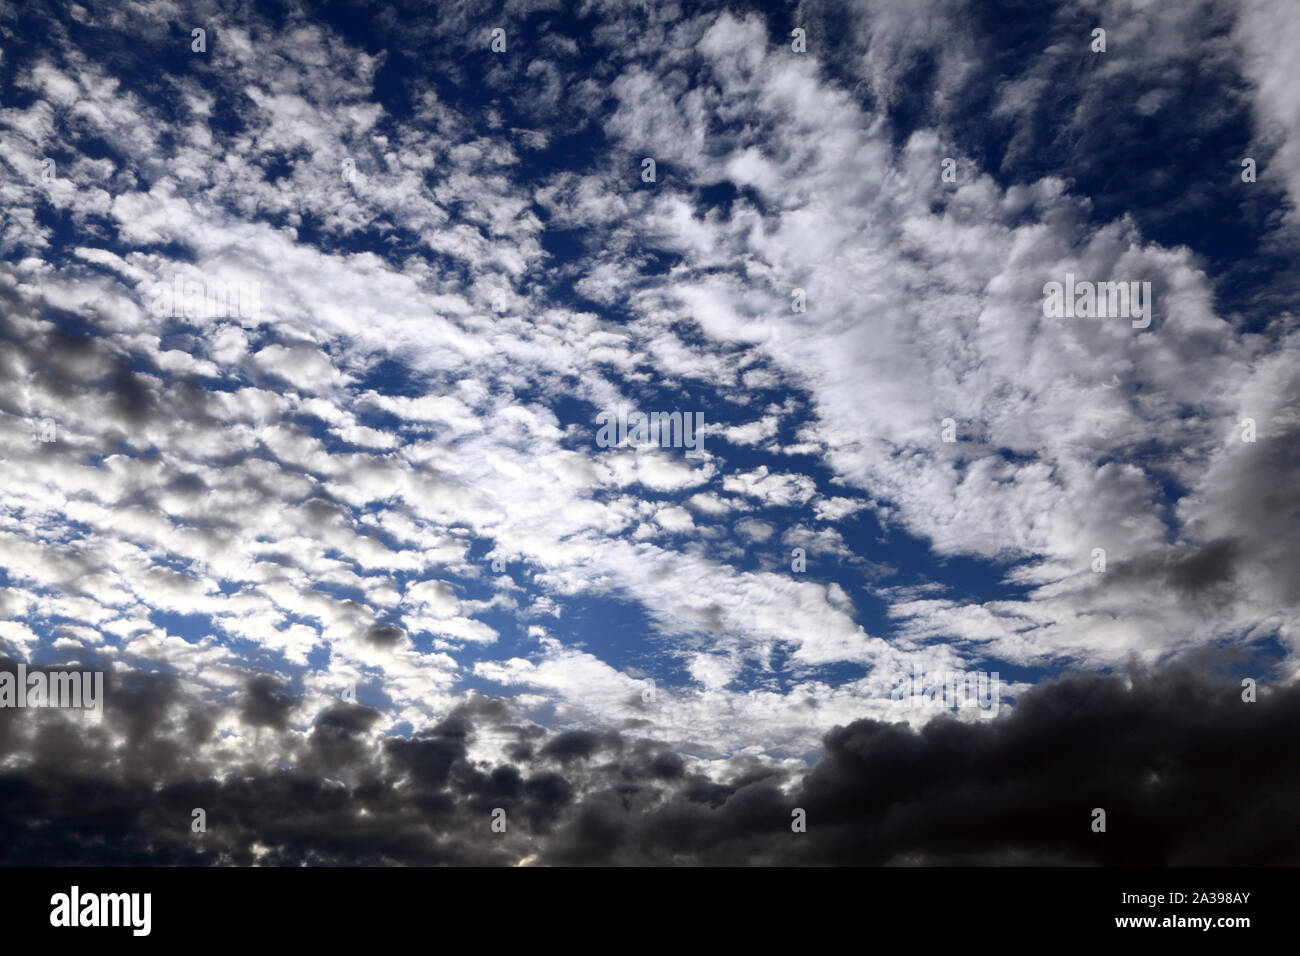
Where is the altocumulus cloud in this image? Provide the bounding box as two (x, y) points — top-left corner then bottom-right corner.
(1, 0), (1299, 864)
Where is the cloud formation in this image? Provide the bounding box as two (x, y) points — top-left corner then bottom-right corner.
(1, 656), (1294, 865)
(0, 0), (1298, 862)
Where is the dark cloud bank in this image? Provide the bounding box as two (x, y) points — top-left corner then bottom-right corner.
(1, 656), (1296, 865)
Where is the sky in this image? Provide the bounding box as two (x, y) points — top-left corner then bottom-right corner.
(1, 0), (1299, 865)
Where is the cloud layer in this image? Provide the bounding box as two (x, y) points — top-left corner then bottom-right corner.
(1, 656), (1295, 865)
(0, 0), (1298, 863)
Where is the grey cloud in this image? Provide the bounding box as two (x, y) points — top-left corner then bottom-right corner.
(0, 657), (1296, 865)
(240, 675), (297, 731)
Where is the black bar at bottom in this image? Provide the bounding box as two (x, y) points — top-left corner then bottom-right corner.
(3, 866), (1289, 942)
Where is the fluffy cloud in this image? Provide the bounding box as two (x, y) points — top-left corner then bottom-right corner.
(0, 0), (1297, 857)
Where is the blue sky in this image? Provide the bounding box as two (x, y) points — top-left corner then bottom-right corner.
(2, 0), (1299, 779)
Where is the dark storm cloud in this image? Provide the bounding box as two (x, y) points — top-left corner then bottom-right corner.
(0, 657), (1296, 865)
(784, 659), (1299, 865)
(303, 702), (383, 773)
(240, 675), (297, 731)
(539, 729), (623, 764)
